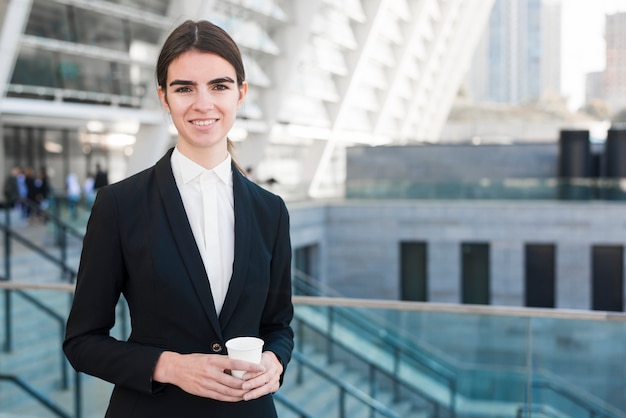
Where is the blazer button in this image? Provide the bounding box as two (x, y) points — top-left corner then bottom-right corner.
(211, 342), (223, 353)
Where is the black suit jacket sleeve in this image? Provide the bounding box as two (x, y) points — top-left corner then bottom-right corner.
(63, 185), (165, 394)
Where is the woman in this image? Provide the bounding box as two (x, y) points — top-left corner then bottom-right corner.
(63, 20), (294, 417)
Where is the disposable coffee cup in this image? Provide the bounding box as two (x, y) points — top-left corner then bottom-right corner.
(225, 337), (264, 379)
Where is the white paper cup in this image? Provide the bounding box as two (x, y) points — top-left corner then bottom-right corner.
(225, 337), (264, 379)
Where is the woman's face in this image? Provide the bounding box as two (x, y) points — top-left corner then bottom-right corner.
(158, 50), (247, 161)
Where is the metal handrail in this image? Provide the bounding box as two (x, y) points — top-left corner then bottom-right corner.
(0, 205), (83, 417)
(294, 309), (450, 416)
(0, 374), (71, 418)
(292, 295), (626, 322)
(1, 282), (626, 417)
(13, 289), (70, 389)
(336, 307), (457, 410)
(290, 351), (402, 418)
(0, 223), (77, 282)
(292, 295), (626, 417)
(1, 201), (80, 283)
(530, 376), (626, 418)
(273, 391), (315, 418)
(293, 271), (457, 411)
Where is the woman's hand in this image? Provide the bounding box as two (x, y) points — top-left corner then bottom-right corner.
(153, 351), (266, 401)
(240, 351), (283, 401)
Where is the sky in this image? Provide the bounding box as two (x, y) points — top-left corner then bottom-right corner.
(561, 0), (626, 110)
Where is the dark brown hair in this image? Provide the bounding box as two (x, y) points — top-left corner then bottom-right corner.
(157, 20), (245, 90)
(156, 20), (247, 172)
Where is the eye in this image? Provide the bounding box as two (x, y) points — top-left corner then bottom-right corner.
(213, 84), (228, 91)
(174, 86), (192, 93)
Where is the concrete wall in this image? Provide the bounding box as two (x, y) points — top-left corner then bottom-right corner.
(288, 199), (626, 311)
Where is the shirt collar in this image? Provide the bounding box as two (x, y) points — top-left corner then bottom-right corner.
(173, 147), (232, 185)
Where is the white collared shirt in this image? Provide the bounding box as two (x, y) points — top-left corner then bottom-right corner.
(171, 147), (235, 315)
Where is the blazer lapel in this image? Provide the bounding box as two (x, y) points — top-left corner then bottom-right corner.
(154, 149), (223, 340)
(219, 166), (252, 328)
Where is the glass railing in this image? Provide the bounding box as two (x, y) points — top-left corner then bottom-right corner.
(292, 298), (626, 417)
(0, 285), (625, 417)
(2, 206), (625, 417)
(345, 178), (626, 201)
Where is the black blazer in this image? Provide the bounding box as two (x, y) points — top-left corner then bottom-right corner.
(64, 148), (294, 418)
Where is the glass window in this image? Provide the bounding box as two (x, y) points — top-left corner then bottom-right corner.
(462, 242), (490, 305)
(11, 47), (58, 88)
(108, 0), (170, 16)
(212, 14), (280, 55)
(74, 9), (128, 51)
(12, 45), (148, 103)
(25, 0), (73, 42)
(127, 22), (164, 48)
(592, 245), (624, 312)
(400, 242), (428, 302)
(26, 2), (164, 53)
(238, 0), (288, 21)
(525, 244), (555, 308)
(293, 244), (321, 295)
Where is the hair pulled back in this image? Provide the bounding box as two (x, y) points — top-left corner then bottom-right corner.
(156, 20), (246, 91)
(156, 20), (247, 172)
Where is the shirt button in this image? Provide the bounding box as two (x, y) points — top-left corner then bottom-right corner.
(211, 342), (223, 353)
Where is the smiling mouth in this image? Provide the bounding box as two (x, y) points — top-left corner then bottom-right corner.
(190, 119), (217, 126)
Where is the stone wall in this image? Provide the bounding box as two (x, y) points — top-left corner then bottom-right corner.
(289, 199), (626, 311)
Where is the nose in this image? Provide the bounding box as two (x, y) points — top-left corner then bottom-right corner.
(193, 89), (215, 112)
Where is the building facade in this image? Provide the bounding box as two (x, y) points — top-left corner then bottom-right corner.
(0, 0), (494, 198)
(604, 12), (626, 114)
(289, 142), (626, 313)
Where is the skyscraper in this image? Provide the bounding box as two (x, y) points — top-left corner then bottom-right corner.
(467, 0), (562, 104)
(604, 12), (626, 114)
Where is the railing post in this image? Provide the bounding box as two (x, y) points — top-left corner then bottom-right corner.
(369, 364), (376, 418)
(393, 346), (400, 402)
(60, 326), (69, 389)
(296, 320), (304, 385)
(339, 387), (346, 418)
(60, 228), (68, 281)
(450, 380), (457, 418)
(3, 289), (12, 352)
(55, 202), (68, 280)
(53, 197), (63, 247)
(327, 307), (334, 363)
(4, 206), (11, 281)
(74, 371), (82, 418)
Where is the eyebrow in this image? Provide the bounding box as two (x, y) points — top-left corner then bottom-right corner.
(169, 77), (236, 87)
